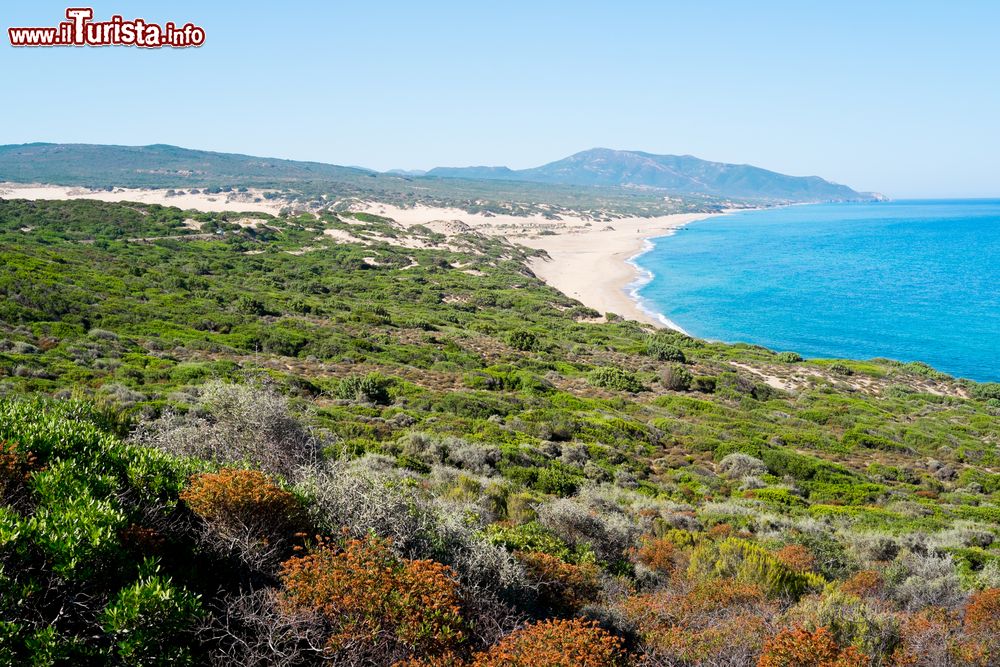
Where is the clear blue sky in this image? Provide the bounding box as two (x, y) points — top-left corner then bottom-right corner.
(3, 1), (999, 197)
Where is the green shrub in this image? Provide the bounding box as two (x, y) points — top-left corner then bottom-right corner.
(27, 460), (126, 578)
(762, 449), (856, 484)
(776, 351), (803, 363)
(661, 363), (692, 391)
(101, 566), (202, 666)
(647, 338), (686, 362)
(842, 429), (905, 452)
(236, 295), (268, 316)
(750, 487), (808, 507)
(334, 373), (391, 404)
(807, 482), (885, 505)
(971, 382), (1000, 402)
(688, 537), (824, 599)
(691, 375), (717, 393)
(534, 466), (582, 496)
(588, 367), (643, 393)
(507, 330), (538, 351)
(485, 521), (572, 560)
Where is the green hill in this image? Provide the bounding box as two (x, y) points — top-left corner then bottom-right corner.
(430, 148), (874, 202)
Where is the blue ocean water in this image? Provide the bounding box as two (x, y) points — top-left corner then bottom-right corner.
(633, 200), (1000, 382)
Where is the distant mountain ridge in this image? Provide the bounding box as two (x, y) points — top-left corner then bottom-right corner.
(0, 143), (374, 188)
(429, 148), (870, 202)
(0, 143), (875, 205)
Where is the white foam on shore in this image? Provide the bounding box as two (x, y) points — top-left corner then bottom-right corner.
(624, 230), (691, 334)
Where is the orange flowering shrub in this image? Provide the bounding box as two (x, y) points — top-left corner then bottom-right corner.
(963, 588), (1000, 635)
(620, 579), (775, 664)
(516, 550), (600, 615)
(631, 534), (676, 574)
(279, 536), (465, 657)
(775, 545), (817, 573)
(841, 570), (883, 599)
(181, 468), (308, 566)
(758, 626), (869, 667)
(181, 468), (304, 532)
(471, 619), (626, 667)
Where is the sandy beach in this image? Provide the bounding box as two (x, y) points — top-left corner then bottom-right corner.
(2, 185), (717, 328)
(514, 213), (717, 328)
(355, 203), (718, 327)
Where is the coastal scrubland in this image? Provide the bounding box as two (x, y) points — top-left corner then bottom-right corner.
(1, 199), (1000, 665)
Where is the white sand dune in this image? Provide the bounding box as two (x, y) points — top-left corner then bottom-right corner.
(0, 183), (284, 214)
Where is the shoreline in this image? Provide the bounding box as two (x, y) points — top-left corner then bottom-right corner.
(516, 212), (722, 328)
(624, 237), (690, 333)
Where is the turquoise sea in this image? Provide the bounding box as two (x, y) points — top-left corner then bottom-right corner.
(633, 200), (1000, 382)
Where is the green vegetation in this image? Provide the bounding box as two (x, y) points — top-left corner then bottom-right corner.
(1, 199), (999, 665)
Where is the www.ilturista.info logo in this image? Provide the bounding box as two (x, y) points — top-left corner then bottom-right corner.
(8, 8), (205, 48)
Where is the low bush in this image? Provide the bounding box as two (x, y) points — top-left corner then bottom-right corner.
(506, 330), (538, 352)
(471, 619), (627, 667)
(279, 536), (465, 661)
(718, 452), (768, 479)
(758, 626), (868, 667)
(688, 537), (825, 600)
(133, 381), (319, 479)
(181, 468), (307, 568)
(889, 552), (965, 611)
(783, 589), (899, 660)
(647, 338), (686, 363)
(963, 588), (1000, 635)
(691, 375), (717, 393)
(620, 580), (775, 665)
(775, 544), (817, 573)
(970, 382), (1000, 402)
(335, 373), (392, 404)
(516, 550), (600, 615)
(661, 363), (693, 391)
(101, 567), (203, 666)
(537, 498), (637, 565)
(588, 367), (643, 393)
(631, 534), (677, 575)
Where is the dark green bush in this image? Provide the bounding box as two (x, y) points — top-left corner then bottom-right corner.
(334, 373), (391, 404)
(971, 382), (1000, 402)
(691, 375), (717, 393)
(507, 330), (539, 352)
(646, 338), (686, 362)
(829, 362), (854, 376)
(588, 367), (643, 393)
